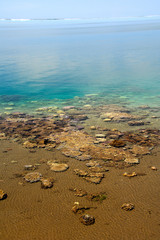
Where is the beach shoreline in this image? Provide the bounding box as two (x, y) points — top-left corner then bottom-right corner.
(0, 139), (160, 240)
(0, 103), (160, 239)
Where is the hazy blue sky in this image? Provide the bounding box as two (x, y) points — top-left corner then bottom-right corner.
(1, 0), (160, 19)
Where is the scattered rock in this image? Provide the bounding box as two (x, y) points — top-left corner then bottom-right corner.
(48, 162), (69, 172)
(138, 105), (150, 110)
(41, 178), (54, 189)
(77, 125), (84, 130)
(110, 140), (126, 148)
(11, 160), (18, 164)
(90, 126), (96, 130)
(0, 189), (7, 200)
(85, 176), (102, 184)
(63, 106), (75, 110)
(80, 214), (95, 225)
(74, 169), (88, 177)
(74, 169), (104, 184)
(23, 141), (37, 149)
(96, 138), (106, 143)
(151, 166), (157, 170)
(62, 149), (82, 158)
(121, 203), (135, 211)
(72, 203), (90, 214)
(0, 133), (7, 140)
(87, 193), (107, 202)
(123, 172), (137, 177)
(76, 154), (91, 161)
(101, 112), (138, 122)
(86, 160), (100, 167)
(24, 165), (37, 171)
(74, 115), (88, 121)
(69, 188), (87, 197)
(124, 157), (139, 164)
(95, 134), (106, 138)
(103, 118), (112, 122)
(131, 146), (150, 155)
(24, 172), (42, 183)
(128, 121), (145, 126)
(89, 166), (108, 173)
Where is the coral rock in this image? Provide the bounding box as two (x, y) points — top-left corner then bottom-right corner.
(110, 140), (126, 148)
(124, 157), (139, 164)
(69, 188), (87, 197)
(123, 172), (137, 177)
(72, 204), (90, 214)
(0, 189), (7, 200)
(49, 163), (69, 172)
(121, 203), (135, 211)
(80, 214), (95, 225)
(151, 166), (157, 170)
(95, 134), (106, 138)
(41, 178), (54, 189)
(90, 126), (96, 130)
(24, 172), (42, 183)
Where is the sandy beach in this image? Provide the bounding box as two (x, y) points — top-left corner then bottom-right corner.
(0, 137), (160, 240)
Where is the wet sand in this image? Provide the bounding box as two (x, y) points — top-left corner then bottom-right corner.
(0, 140), (160, 240)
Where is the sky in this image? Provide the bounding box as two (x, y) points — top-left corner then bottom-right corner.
(1, 0), (160, 19)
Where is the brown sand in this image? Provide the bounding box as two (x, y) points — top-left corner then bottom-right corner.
(0, 140), (160, 240)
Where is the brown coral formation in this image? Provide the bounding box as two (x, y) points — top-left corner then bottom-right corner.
(74, 169), (104, 184)
(0, 107), (159, 172)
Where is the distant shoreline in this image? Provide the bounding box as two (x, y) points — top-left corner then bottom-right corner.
(1, 15), (160, 22)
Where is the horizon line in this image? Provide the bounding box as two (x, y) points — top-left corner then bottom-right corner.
(1, 15), (160, 21)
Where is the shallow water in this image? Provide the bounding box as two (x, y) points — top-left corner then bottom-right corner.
(0, 18), (160, 113)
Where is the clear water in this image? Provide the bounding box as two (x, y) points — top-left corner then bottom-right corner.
(0, 18), (160, 113)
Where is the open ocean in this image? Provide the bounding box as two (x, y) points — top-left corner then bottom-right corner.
(0, 17), (160, 113)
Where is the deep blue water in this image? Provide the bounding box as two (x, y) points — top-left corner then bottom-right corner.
(0, 18), (160, 112)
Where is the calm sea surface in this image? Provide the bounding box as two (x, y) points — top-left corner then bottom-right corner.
(0, 18), (160, 112)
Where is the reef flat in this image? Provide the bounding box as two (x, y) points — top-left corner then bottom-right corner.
(0, 103), (160, 239)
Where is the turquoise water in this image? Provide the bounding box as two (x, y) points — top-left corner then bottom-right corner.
(0, 18), (160, 112)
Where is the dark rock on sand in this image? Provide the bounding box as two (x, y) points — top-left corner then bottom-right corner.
(121, 203), (135, 211)
(128, 120), (145, 126)
(151, 166), (157, 170)
(95, 134), (106, 138)
(80, 214), (95, 225)
(110, 140), (126, 148)
(0, 189), (7, 200)
(77, 125), (84, 130)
